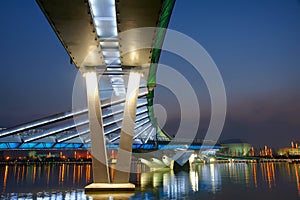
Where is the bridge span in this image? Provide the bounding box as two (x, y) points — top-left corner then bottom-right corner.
(0, 0), (214, 191)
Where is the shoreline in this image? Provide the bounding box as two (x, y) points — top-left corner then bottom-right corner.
(1, 158), (300, 165)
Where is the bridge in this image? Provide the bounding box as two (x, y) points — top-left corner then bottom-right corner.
(0, 0), (219, 191)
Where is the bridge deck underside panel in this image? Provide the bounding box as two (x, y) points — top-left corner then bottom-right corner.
(37, 0), (165, 69)
(37, 0), (103, 68)
(117, 0), (163, 67)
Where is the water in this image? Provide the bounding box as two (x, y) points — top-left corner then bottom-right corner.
(0, 162), (299, 199)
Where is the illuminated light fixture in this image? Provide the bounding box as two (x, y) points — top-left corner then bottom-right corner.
(88, 0), (118, 38)
(89, 0), (122, 78)
(104, 58), (121, 65)
(102, 47), (119, 52)
(89, 0), (124, 98)
(102, 51), (120, 58)
(94, 16), (114, 21)
(107, 68), (122, 71)
(100, 42), (119, 48)
(96, 27), (118, 38)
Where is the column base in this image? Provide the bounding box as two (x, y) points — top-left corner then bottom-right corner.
(85, 183), (135, 193)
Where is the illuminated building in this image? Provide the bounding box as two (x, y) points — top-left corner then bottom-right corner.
(277, 148), (300, 156)
(278, 141), (300, 156)
(220, 139), (252, 156)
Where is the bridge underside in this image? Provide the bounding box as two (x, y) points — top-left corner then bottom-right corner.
(0, 0), (177, 151)
(1, 0), (180, 187)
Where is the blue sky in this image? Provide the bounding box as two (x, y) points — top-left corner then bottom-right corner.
(157, 0), (300, 147)
(0, 0), (299, 148)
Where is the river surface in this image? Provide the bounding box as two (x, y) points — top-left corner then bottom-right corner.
(0, 162), (299, 199)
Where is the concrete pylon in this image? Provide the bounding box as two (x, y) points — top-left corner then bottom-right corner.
(84, 70), (110, 183)
(84, 69), (138, 192)
(114, 72), (141, 183)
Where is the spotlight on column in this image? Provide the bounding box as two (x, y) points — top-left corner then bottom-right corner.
(85, 71), (98, 98)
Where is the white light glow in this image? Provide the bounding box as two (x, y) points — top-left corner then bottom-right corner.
(100, 42), (119, 48)
(85, 72), (98, 98)
(107, 68), (122, 71)
(89, 0), (121, 75)
(89, 0), (118, 38)
(94, 16), (114, 21)
(104, 58), (121, 65)
(102, 51), (120, 57)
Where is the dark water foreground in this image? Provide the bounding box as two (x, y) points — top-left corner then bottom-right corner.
(0, 162), (300, 199)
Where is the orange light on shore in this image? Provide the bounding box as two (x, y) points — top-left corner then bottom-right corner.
(251, 147), (255, 156)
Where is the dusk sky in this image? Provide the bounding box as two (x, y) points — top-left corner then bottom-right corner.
(0, 0), (299, 148)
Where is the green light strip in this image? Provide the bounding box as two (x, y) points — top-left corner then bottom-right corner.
(147, 0), (176, 141)
(147, 0), (176, 89)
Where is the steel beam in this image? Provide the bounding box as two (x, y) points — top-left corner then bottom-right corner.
(0, 109), (87, 138)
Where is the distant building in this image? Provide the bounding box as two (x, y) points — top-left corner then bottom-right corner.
(219, 139), (252, 156)
(277, 141), (300, 156)
(277, 148), (300, 156)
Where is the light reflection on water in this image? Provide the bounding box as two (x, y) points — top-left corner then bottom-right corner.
(0, 163), (300, 199)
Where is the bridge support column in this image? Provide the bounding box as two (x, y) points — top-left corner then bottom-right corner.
(84, 71), (110, 183)
(84, 70), (138, 192)
(114, 72), (141, 183)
